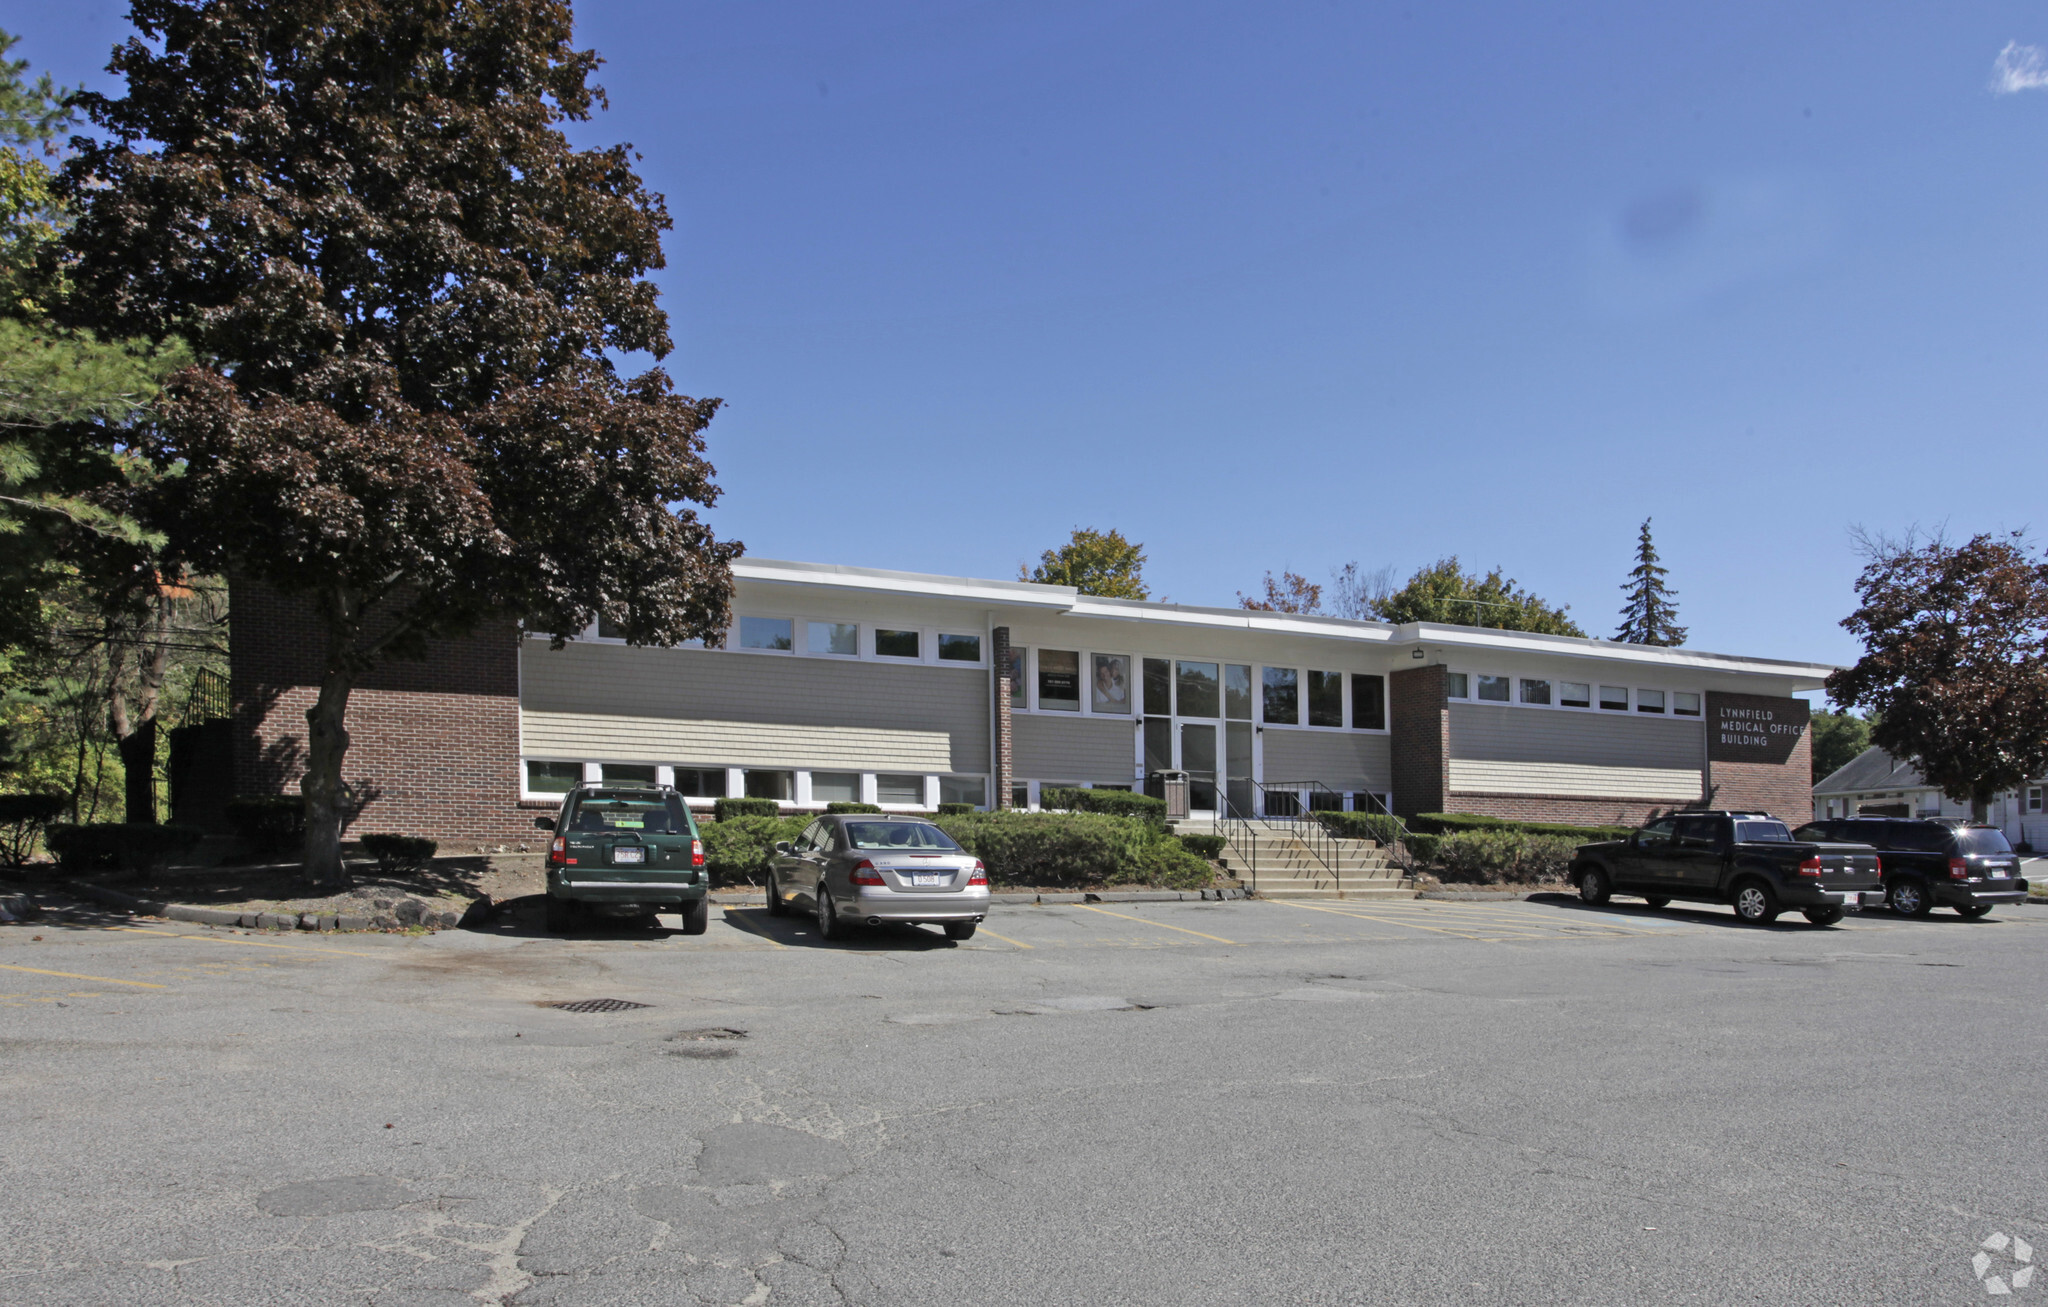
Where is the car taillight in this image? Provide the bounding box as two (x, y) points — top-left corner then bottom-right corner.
(851, 859), (885, 886)
(1796, 856), (1823, 877)
(549, 836), (567, 863)
(1949, 857), (1969, 880)
(1873, 856), (1882, 873)
(691, 839), (704, 868)
(967, 860), (988, 886)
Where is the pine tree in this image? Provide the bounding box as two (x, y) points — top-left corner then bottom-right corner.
(1616, 519), (1686, 646)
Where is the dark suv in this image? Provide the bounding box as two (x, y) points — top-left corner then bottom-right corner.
(1791, 817), (2029, 918)
(534, 784), (710, 934)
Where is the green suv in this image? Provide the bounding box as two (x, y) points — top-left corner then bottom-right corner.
(534, 784), (710, 934)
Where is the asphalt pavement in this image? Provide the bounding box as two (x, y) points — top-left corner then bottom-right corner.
(2, 891), (2043, 1305)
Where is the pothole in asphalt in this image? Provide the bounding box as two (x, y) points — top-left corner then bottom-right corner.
(257, 1176), (417, 1218)
(994, 995), (1155, 1015)
(664, 1027), (748, 1058)
(539, 997), (652, 1014)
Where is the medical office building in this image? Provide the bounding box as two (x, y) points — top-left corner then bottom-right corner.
(222, 558), (1831, 846)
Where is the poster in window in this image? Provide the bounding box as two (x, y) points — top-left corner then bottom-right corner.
(1004, 648), (1027, 704)
(1091, 653), (1132, 714)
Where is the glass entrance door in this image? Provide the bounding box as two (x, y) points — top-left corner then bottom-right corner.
(1180, 723), (1218, 814)
(1140, 657), (1253, 816)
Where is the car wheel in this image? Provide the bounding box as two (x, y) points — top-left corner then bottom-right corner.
(1888, 878), (1933, 918)
(680, 897), (710, 935)
(1732, 880), (1779, 924)
(763, 880), (787, 916)
(816, 887), (842, 941)
(1643, 896), (1670, 910)
(1577, 867), (1611, 905)
(943, 921), (977, 941)
(544, 896), (573, 934)
(1803, 906), (1845, 927)
(1956, 903), (1993, 919)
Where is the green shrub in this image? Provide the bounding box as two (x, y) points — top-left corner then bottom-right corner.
(1119, 832), (1214, 890)
(1403, 832), (1441, 865)
(1038, 787), (1167, 822)
(825, 802), (882, 814)
(1312, 812), (1409, 846)
(935, 802), (976, 816)
(0, 792), (69, 867)
(1426, 831), (1579, 885)
(1177, 832), (1227, 859)
(224, 796), (305, 858)
(698, 815), (809, 885)
(713, 797), (781, 822)
(1409, 812), (1632, 842)
(935, 811), (1152, 887)
(45, 823), (205, 873)
(360, 833), (438, 873)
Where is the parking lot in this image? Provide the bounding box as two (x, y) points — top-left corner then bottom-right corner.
(3, 893), (2044, 1305)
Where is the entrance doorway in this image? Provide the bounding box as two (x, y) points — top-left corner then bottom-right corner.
(1141, 658), (1255, 818)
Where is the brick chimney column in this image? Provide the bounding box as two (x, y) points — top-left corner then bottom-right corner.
(992, 626), (1014, 809)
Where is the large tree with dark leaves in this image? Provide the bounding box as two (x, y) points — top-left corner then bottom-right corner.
(1827, 532), (2048, 821)
(59, 0), (739, 884)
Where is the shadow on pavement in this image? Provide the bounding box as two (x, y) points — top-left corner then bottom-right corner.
(719, 904), (962, 952)
(477, 894), (683, 941)
(1525, 891), (2015, 929)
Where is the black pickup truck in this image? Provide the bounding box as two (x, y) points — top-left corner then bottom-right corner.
(1568, 811), (1885, 926)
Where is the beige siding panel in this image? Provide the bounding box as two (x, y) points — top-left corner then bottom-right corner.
(1449, 704), (1702, 770)
(1261, 730), (1391, 790)
(1012, 715), (1136, 783)
(520, 641), (988, 772)
(522, 712), (958, 772)
(1448, 759), (1704, 800)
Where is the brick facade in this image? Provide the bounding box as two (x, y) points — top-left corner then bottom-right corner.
(992, 626), (1014, 808)
(1704, 750), (1813, 822)
(1389, 664), (1448, 818)
(1444, 792), (1682, 827)
(230, 581), (538, 848)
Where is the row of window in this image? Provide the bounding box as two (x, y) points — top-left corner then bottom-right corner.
(1007, 648), (1387, 730)
(526, 760), (987, 809)
(1447, 672), (1702, 717)
(593, 614), (986, 666)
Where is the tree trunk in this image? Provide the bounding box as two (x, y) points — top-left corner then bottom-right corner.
(1971, 792), (1991, 824)
(301, 663), (356, 888)
(118, 718), (158, 824)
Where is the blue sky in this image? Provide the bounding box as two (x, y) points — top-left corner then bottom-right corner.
(13, 3), (2048, 668)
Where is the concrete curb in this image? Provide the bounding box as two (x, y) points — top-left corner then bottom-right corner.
(0, 891), (39, 922)
(1418, 890), (1546, 901)
(705, 887), (1243, 906)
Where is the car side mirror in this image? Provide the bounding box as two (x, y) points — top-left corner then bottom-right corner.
(1627, 831), (1640, 847)
(774, 841), (792, 854)
(533, 816), (555, 832)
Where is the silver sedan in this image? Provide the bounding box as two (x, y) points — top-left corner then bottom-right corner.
(765, 815), (990, 940)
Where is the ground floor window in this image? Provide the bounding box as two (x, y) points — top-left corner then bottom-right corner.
(876, 773), (925, 806)
(526, 760), (581, 794)
(940, 775), (987, 807)
(671, 767), (727, 798)
(810, 771), (860, 803)
(744, 769), (793, 801)
(602, 762), (656, 785)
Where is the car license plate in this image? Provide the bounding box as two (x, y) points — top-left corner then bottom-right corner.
(1986, 867), (2010, 880)
(613, 846), (644, 864)
(912, 873), (946, 886)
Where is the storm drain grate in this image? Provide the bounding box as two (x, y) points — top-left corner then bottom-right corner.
(541, 998), (651, 1014)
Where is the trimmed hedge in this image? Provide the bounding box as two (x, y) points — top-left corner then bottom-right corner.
(225, 795), (305, 858)
(935, 802), (976, 816)
(713, 797), (781, 822)
(825, 802), (882, 814)
(0, 792), (69, 867)
(45, 822), (204, 873)
(1037, 787), (1167, 822)
(1177, 832), (1227, 859)
(934, 812), (1212, 889)
(1427, 831), (1580, 885)
(1312, 812), (1408, 846)
(360, 833), (438, 873)
(699, 814), (809, 885)
(1408, 812), (1633, 842)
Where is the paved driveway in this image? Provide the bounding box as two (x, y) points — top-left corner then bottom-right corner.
(3, 894), (2042, 1304)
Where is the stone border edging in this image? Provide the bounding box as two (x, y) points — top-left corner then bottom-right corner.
(1418, 890), (1544, 901)
(704, 887), (1243, 906)
(63, 881), (474, 932)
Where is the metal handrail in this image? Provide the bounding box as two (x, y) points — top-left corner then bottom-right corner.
(1220, 792), (1260, 896)
(1256, 779), (1345, 893)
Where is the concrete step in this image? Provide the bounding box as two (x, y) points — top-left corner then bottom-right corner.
(1253, 884), (1418, 901)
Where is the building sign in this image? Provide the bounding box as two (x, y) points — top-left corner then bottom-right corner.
(1705, 692), (1809, 765)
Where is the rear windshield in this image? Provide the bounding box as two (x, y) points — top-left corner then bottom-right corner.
(844, 821), (962, 851)
(1734, 820), (1792, 843)
(566, 794), (694, 835)
(1958, 828), (2014, 855)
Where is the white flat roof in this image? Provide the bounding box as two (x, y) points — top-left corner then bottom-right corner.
(734, 557), (1837, 683)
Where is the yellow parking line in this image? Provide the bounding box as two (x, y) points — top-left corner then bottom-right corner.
(720, 907), (787, 948)
(112, 926), (378, 957)
(1077, 904), (1236, 944)
(973, 926), (1033, 949)
(0, 963), (166, 988)
(1266, 899), (1551, 941)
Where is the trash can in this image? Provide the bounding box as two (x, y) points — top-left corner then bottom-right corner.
(1149, 770), (1190, 821)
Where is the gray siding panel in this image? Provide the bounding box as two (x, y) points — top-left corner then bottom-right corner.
(1261, 731), (1391, 790)
(1449, 704), (1702, 770)
(1012, 715), (1135, 783)
(520, 641), (989, 773)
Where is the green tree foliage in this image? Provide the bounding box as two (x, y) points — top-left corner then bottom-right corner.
(1370, 557), (1585, 636)
(1827, 531), (2048, 819)
(1615, 518), (1686, 646)
(1238, 570), (1323, 614)
(1808, 708), (1875, 784)
(1023, 527), (1149, 598)
(60, 1), (740, 883)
